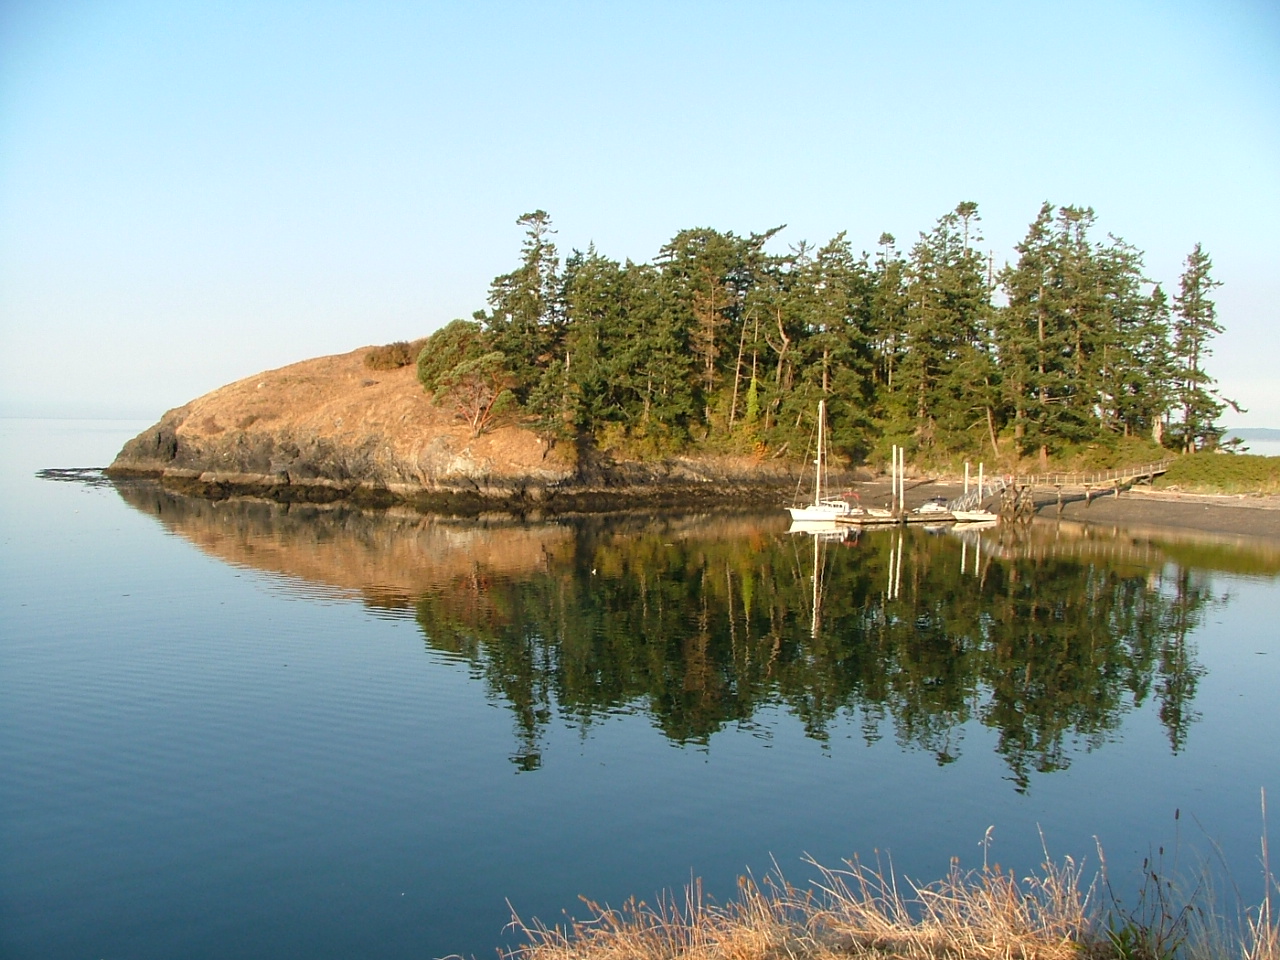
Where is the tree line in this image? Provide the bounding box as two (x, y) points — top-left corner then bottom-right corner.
(413, 204), (1237, 466)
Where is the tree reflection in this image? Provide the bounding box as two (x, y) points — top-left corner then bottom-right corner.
(111, 483), (1219, 790)
(414, 521), (1212, 790)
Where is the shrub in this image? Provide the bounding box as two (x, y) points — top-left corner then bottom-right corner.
(364, 339), (427, 371)
(416, 320), (490, 392)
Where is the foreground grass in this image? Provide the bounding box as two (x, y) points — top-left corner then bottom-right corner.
(504, 851), (1278, 960)
(1156, 454), (1280, 495)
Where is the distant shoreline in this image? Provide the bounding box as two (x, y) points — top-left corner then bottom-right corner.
(1224, 427), (1280, 440)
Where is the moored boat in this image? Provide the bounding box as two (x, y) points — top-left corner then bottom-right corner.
(952, 509), (999, 524)
(787, 400), (859, 521)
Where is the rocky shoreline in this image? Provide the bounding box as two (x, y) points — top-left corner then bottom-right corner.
(107, 466), (804, 517)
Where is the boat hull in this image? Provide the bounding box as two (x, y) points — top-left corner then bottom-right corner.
(787, 505), (852, 522)
(952, 510), (999, 524)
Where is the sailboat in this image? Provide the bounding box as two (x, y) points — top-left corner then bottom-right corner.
(787, 400), (856, 522)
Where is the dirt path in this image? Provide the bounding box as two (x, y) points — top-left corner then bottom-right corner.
(1040, 487), (1280, 539)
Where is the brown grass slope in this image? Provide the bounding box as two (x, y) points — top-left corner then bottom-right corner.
(107, 347), (576, 496)
(107, 347), (801, 510)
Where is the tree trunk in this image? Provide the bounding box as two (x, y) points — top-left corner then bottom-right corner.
(728, 322), (747, 429)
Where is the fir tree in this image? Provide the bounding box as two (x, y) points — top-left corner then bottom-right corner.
(896, 203), (994, 453)
(1170, 243), (1239, 451)
(481, 210), (563, 402)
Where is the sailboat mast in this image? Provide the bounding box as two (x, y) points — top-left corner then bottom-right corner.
(811, 532), (821, 638)
(815, 399), (826, 506)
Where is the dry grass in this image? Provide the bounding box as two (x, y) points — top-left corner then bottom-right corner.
(804, 852), (1097, 959)
(1100, 796), (1280, 960)
(1178, 883), (1278, 960)
(504, 853), (1101, 960)
(499, 841), (1279, 960)
(1243, 907), (1279, 960)
(1236, 796), (1279, 960)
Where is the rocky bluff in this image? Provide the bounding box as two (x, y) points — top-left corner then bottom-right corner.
(107, 347), (797, 515)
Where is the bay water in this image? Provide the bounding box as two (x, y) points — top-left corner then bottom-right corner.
(2, 419), (1278, 959)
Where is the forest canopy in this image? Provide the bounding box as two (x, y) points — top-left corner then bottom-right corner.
(415, 205), (1238, 467)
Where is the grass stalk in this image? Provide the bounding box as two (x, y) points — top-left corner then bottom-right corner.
(498, 817), (1280, 960)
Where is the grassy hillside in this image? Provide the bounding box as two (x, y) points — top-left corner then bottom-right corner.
(1156, 453), (1280, 494)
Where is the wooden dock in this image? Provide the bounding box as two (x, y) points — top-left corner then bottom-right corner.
(831, 460), (1175, 527)
(835, 510), (957, 527)
(948, 459), (1175, 523)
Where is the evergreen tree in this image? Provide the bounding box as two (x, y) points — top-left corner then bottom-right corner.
(997, 204), (1091, 465)
(896, 202), (994, 453)
(481, 210), (563, 403)
(655, 226), (779, 434)
(1119, 284), (1175, 443)
(1170, 243), (1239, 451)
(1091, 236), (1154, 435)
(557, 249), (674, 440)
(785, 233), (877, 457)
(870, 232), (908, 395)
(996, 204), (1152, 464)
(626, 261), (697, 446)
(743, 251), (800, 439)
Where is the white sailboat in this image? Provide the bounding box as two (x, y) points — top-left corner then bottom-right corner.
(951, 509), (999, 525)
(948, 462), (999, 524)
(787, 400), (856, 522)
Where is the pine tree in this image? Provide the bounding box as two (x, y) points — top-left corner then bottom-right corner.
(1170, 243), (1239, 451)
(482, 210), (563, 402)
(557, 248), (659, 437)
(743, 252), (799, 439)
(1091, 236), (1151, 435)
(812, 235), (877, 456)
(896, 202), (994, 453)
(655, 226), (779, 433)
(1118, 284), (1175, 443)
(870, 232), (908, 395)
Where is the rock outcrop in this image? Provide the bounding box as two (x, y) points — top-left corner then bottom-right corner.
(108, 347), (799, 514)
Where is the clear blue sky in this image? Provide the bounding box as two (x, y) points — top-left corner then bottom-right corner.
(2, 0), (1277, 424)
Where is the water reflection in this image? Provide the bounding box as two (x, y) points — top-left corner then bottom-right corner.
(112, 483), (1274, 791)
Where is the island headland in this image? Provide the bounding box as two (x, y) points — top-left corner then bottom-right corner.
(106, 343), (1280, 536)
(107, 207), (1279, 531)
(106, 346), (806, 516)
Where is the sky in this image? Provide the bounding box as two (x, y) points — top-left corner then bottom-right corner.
(2, 0), (1278, 425)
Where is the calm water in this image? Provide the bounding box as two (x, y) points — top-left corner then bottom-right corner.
(3, 419), (1279, 960)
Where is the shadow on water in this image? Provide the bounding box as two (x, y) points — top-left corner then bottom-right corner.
(35, 466), (116, 488)
(110, 481), (1280, 792)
